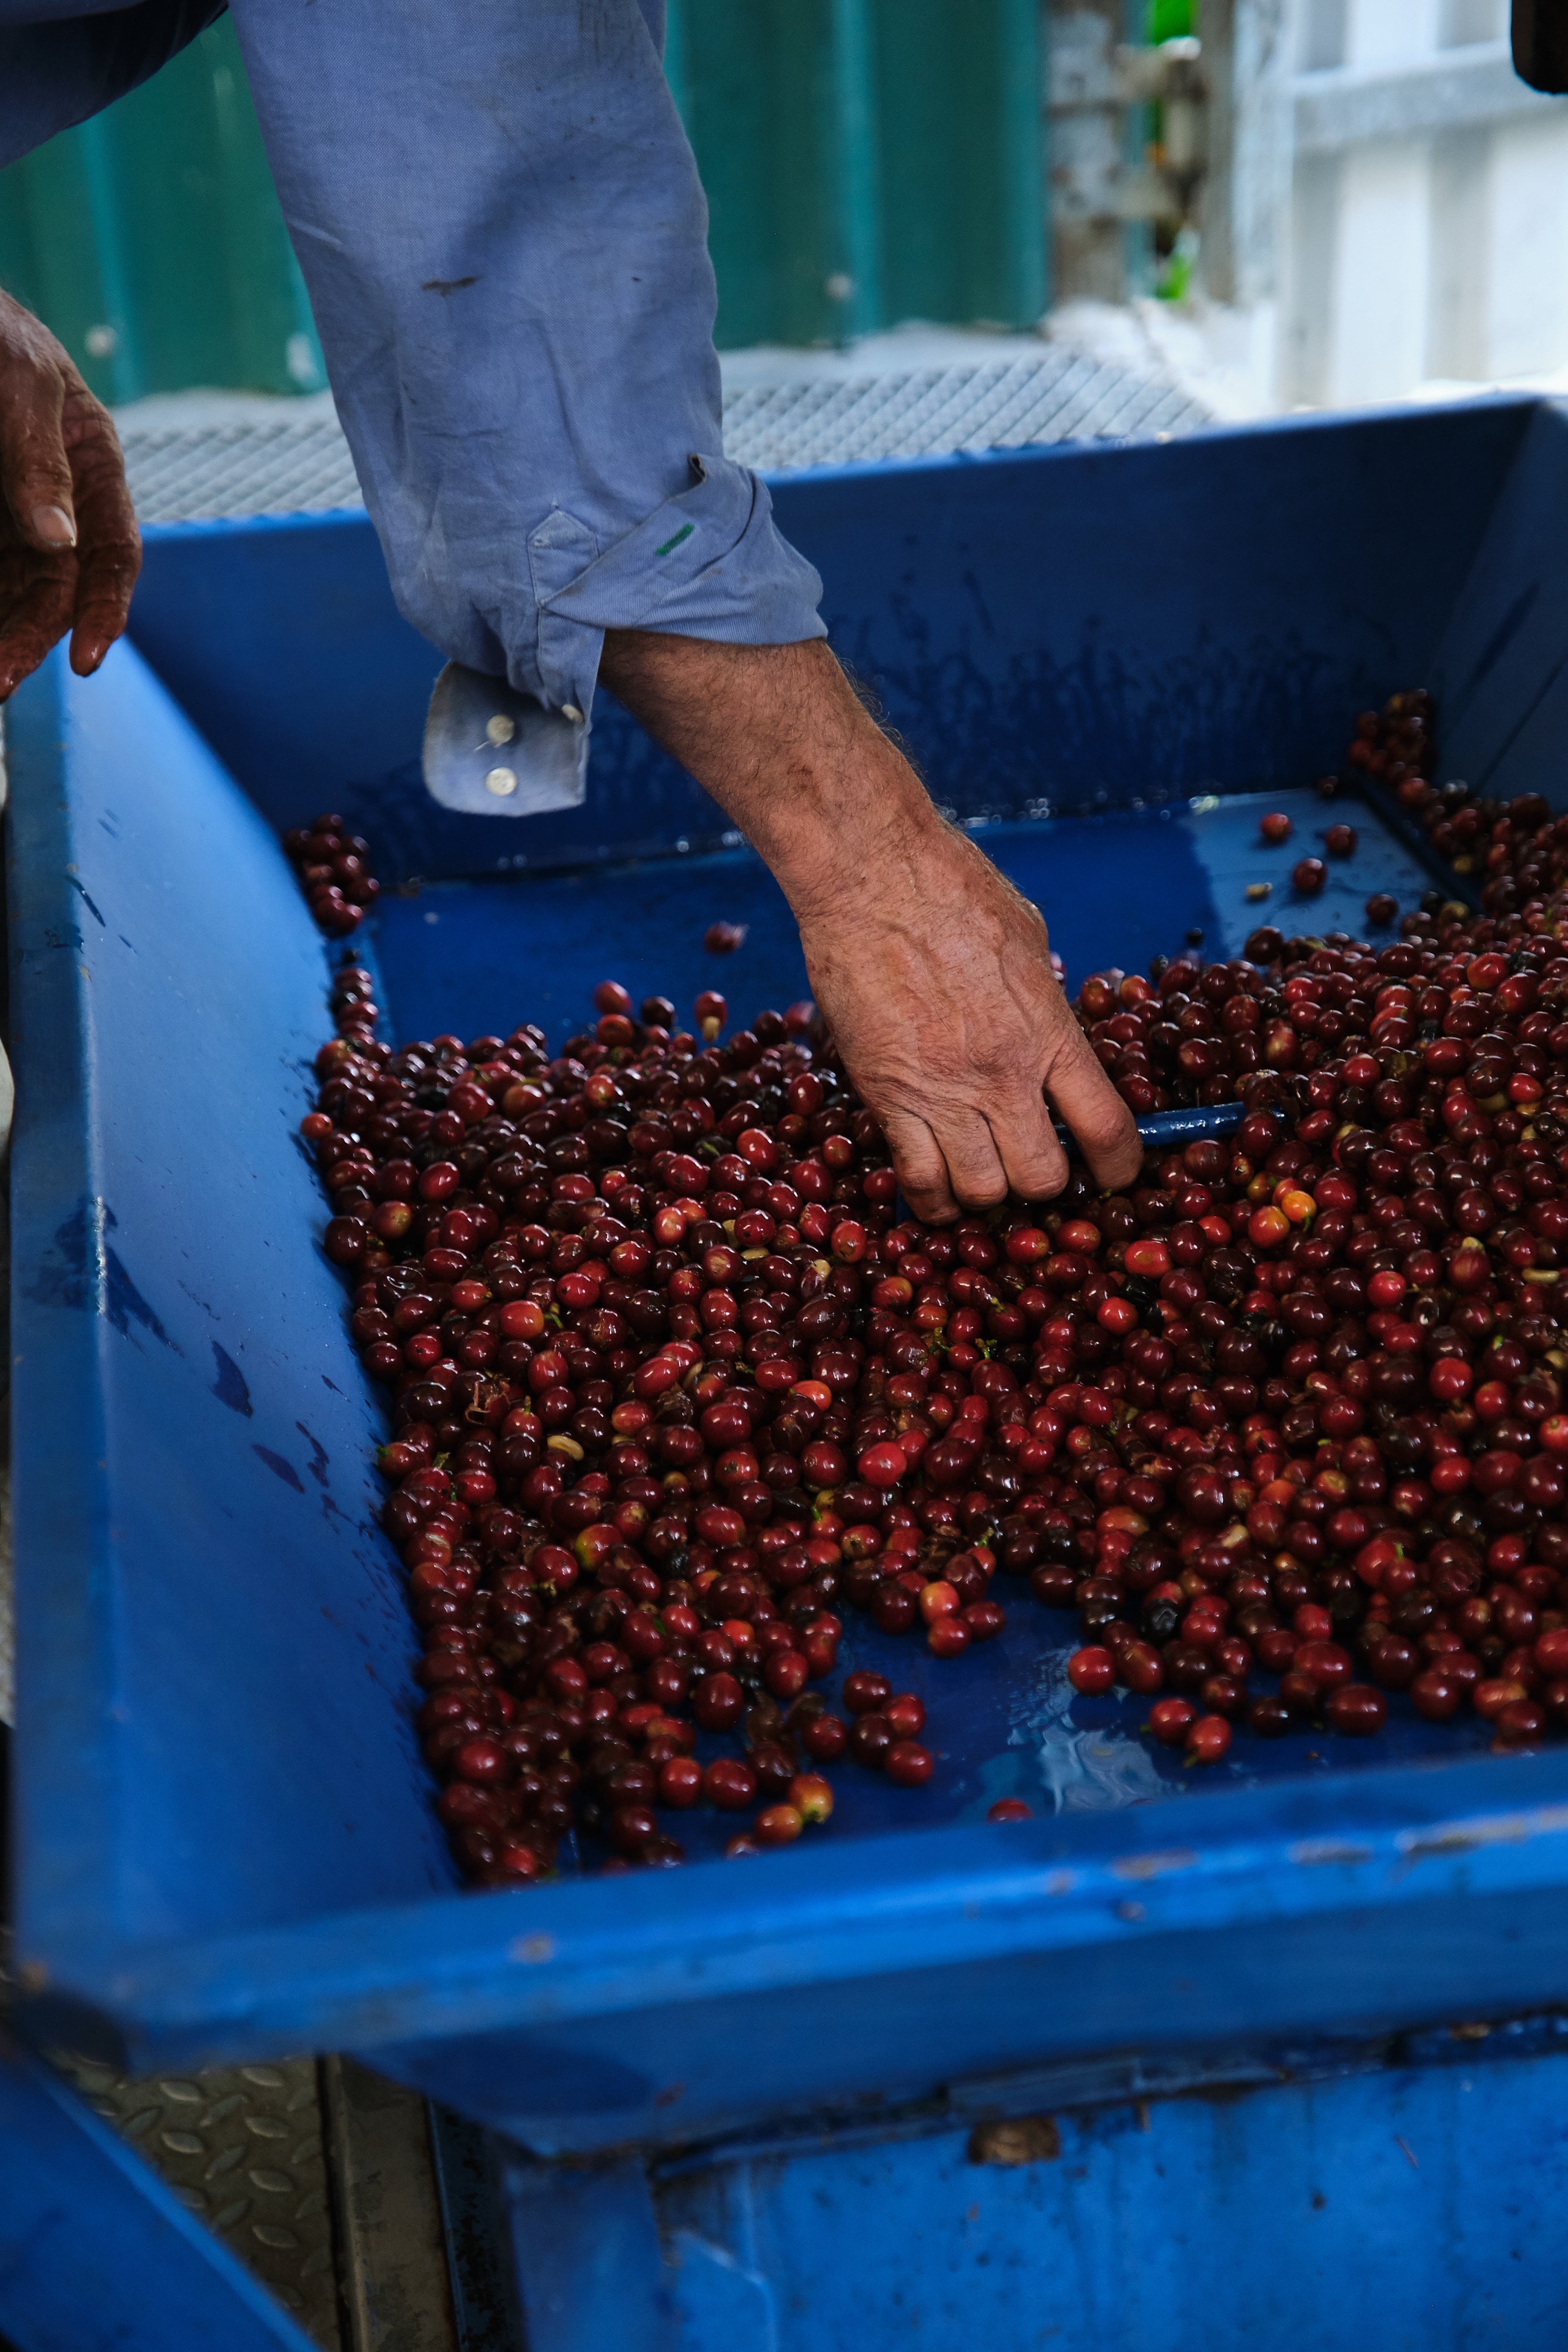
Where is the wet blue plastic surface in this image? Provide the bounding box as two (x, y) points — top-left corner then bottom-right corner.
(369, 781), (1445, 1053)
(12, 397), (1568, 2165)
(366, 791), (1492, 1873)
(6, 646), (457, 1961)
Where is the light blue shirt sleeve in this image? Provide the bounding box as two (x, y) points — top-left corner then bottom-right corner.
(228, 0), (827, 719)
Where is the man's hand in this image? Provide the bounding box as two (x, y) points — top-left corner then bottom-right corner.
(793, 819), (1141, 1220)
(0, 290), (140, 701)
(598, 630), (1143, 1220)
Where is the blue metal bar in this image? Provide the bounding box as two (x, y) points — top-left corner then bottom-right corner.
(1135, 1097), (1246, 1145)
(659, 0), (690, 120)
(996, 0), (1048, 321)
(1055, 1097), (1246, 1160)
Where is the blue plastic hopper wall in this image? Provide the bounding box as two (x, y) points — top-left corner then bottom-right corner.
(9, 395), (1568, 2163)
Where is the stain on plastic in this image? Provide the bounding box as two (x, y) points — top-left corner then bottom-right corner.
(253, 1445), (303, 1493)
(210, 1342), (253, 1416)
(25, 1198), (176, 1348)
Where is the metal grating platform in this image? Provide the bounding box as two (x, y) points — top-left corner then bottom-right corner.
(721, 350), (1209, 470)
(117, 349), (1211, 524)
(120, 413), (363, 526)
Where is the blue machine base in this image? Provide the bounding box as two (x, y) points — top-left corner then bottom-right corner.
(500, 2015), (1568, 2352)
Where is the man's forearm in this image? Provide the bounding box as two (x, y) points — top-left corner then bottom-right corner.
(598, 629), (1143, 1220)
(599, 632), (940, 920)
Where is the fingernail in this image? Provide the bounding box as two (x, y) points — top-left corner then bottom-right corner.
(32, 504), (76, 548)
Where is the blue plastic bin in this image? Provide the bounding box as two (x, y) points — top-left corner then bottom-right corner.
(11, 395), (1568, 2348)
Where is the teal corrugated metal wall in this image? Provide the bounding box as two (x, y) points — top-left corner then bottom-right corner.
(0, 18), (325, 404)
(0, 3), (1045, 404)
(667, 0), (1045, 348)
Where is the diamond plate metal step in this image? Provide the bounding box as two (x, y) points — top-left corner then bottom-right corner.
(41, 2049), (508, 2351)
(50, 2053), (346, 2348)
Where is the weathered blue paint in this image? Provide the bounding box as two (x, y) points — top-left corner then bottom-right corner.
(499, 2016), (1568, 2352)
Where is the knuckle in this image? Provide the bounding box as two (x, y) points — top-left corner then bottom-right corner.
(1012, 1160), (1065, 1202)
(1084, 1108), (1136, 1157)
(69, 433), (131, 496)
(953, 1170), (1008, 1211)
(895, 1165), (945, 1207)
(1071, 1083), (1136, 1141)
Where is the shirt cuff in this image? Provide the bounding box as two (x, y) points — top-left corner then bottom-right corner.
(531, 455), (825, 720)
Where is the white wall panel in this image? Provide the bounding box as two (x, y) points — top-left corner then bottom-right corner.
(1326, 141), (1432, 402)
(1345, 0), (1439, 71)
(1426, 125), (1492, 379)
(1485, 114), (1568, 377)
(1271, 0), (1568, 403)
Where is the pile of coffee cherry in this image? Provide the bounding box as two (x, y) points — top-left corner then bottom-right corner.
(1252, 804), (1359, 907)
(290, 690), (1568, 1886)
(1350, 689), (1568, 923)
(1079, 691), (1568, 1118)
(283, 814), (380, 937)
